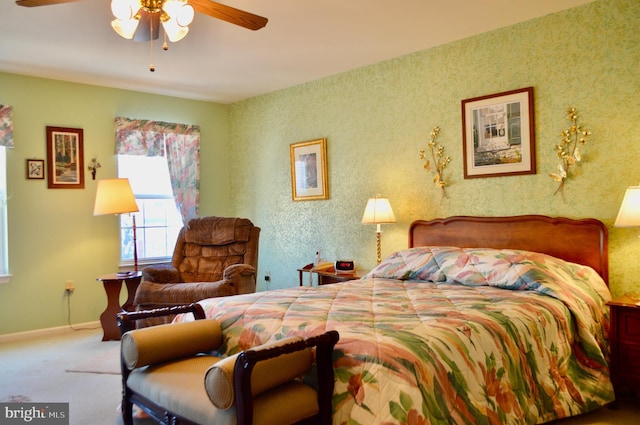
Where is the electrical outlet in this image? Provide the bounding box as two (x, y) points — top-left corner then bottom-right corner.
(264, 272), (271, 282)
(65, 280), (75, 293)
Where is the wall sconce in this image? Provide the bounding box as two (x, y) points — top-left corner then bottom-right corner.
(88, 157), (101, 180)
(361, 196), (396, 264)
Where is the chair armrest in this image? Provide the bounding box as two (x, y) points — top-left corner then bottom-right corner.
(142, 264), (181, 283)
(223, 264), (257, 294)
(223, 264), (255, 279)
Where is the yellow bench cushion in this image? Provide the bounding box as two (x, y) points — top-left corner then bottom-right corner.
(127, 355), (319, 425)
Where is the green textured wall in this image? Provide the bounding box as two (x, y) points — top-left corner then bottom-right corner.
(0, 74), (230, 335)
(229, 0), (640, 297)
(1, 0), (638, 337)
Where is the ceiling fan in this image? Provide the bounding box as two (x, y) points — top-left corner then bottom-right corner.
(15, 0), (268, 39)
(16, 0), (268, 70)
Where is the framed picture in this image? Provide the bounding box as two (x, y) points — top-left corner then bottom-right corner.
(290, 138), (328, 201)
(26, 159), (45, 179)
(462, 87), (535, 178)
(46, 126), (84, 189)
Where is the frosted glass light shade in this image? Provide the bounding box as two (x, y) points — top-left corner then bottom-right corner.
(111, 0), (141, 20)
(111, 18), (139, 39)
(93, 178), (139, 216)
(163, 1), (194, 26)
(162, 19), (189, 42)
(615, 186), (640, 227)
(361, 197), (396, 224)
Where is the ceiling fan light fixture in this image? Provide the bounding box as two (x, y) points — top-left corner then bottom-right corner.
(162, 18), (189, 42)
(111, 17), (140, 39)
(111, 0), (142, 21)
(177, 4), (195, 27)
(162, 0), (194, 26)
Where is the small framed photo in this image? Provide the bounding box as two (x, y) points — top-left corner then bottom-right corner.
(46, 126), (84, 189)
(462, 87), (535, 178)
(290, 138), (328, 201)
(26, 159), (45, 179)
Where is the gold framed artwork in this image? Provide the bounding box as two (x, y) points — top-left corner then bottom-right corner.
(26, 159), (45, 179)
(46, 126), (84, 189)
(290, 138), (328, 201)
(461, 87), (535, 178)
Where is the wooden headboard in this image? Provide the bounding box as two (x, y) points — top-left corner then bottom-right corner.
(409, 215), (608, 284)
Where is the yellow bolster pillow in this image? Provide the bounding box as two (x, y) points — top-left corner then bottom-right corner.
(204, 336), (313, 409)
(122, 319), (222, 370)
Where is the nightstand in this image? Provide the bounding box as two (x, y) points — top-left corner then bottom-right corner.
(298, 265), (361, 286)
(96, 271), (142, 341)
(607, 294), (640, 397)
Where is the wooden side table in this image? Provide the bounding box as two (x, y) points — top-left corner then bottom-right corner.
(298, 265), (361, 286)
(607, 294), (640, 398)
(96, 272), (142, 341)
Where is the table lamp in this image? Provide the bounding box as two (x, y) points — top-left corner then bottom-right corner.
(615, 186), (640, 228)
(361, 196), (396, 264)
(93, 178), (140, 271)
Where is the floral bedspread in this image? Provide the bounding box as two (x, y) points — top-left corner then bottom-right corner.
(177, 247), (614, 425)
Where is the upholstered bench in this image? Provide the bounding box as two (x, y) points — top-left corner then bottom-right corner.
(117, 304), (339, 425)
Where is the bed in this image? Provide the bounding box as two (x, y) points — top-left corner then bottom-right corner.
(176, 215), (615, 424)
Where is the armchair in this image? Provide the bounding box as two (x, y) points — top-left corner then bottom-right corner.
(134, 216), (260, 326)
(117, 304), (339, 425)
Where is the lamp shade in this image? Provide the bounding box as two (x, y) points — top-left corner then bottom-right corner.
(361, 197), (396, 224)
(615, 186), (640, 227)
(93, 178), (139, 216)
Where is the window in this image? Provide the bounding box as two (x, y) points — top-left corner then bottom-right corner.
(117, 155), (183, 265)
(0, 146), (8, 282)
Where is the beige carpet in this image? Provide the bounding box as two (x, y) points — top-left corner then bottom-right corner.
(65, 343), (120, 375)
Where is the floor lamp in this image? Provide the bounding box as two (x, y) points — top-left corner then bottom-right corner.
(361, 196), (396, 264)
(93, 178), (140, 271)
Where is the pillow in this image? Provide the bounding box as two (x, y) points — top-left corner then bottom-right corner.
(204, 336), (313, 409)
(363, 246), (447, 282)
(121, 319), (222, 370)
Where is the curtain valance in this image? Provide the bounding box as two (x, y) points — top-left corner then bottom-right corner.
(114, 116), (201, 224)
(0, 105), (14, 148)
(115, 116), (200, 156)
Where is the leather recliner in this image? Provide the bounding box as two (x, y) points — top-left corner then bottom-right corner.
(134, 216), (260, 326)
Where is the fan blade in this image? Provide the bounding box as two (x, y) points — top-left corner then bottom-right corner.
(16, 0), (84, 6)
(190, 0), (267, 31)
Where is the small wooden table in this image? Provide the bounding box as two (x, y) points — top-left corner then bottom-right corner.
(96, 271), (142, 341)
(298, 265), (360, 286)
(607, 293), (640, 398)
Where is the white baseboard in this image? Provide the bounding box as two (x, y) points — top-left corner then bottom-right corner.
(0, 321), (102, 344)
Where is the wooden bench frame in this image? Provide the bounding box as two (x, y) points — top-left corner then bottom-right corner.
(117, 303), (339, 425)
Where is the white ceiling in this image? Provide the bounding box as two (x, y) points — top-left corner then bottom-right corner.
(0, 0), (594, 104)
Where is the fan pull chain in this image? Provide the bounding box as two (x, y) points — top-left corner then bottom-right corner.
(149, 16), (155, 72)
(163, 31), (168, 51)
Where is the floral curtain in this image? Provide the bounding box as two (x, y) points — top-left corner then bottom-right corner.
(114, 117), (200, 224)
(0, 105), (14, 148)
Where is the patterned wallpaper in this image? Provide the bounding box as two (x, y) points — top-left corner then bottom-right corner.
(228, 0), (640, 297)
